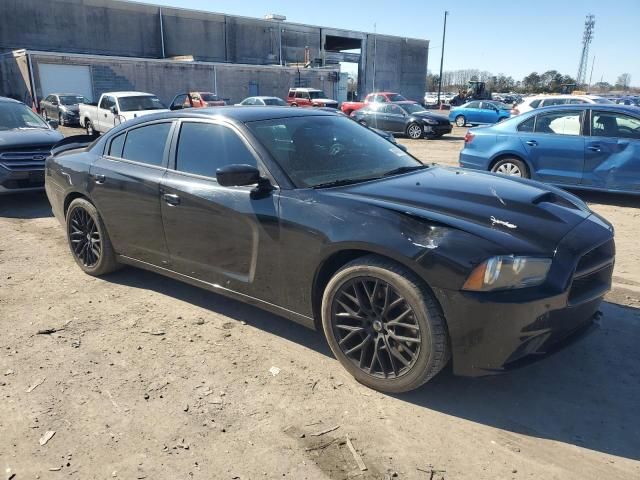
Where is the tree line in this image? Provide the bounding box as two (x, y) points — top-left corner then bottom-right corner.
(426, 70), (636, 94)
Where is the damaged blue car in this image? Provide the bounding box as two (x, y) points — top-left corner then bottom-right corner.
(459, 104), (640, 194)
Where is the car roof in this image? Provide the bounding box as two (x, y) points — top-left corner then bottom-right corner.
(115, 106), (340, 127)
(47, 93), (86, 96)
(527, 103), (640, 115)
(0, 96), (23, 104)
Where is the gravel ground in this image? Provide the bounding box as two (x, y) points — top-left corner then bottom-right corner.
(1, 125), (639, 479)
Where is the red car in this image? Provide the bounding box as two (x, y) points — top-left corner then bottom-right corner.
(341, 92), (408, 115)
(169, 92), (226, 110)
(286, 88), (338, 108)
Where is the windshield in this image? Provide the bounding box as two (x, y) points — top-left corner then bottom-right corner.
(200, 93), (219, 102)
(592, 98), (614, 104)
(308, 91), (329, 99)
(387, 94), (408, 102)
(0, 102), (49, 130)
(400, 103), (427, 114)
(118, 96), (166, 112)
(59, 95), (89, 105)
(264, 98), (287, 106)
(246, 115), (422, 188)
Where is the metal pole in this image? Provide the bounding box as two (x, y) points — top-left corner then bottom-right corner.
(279, 28), (283, 66)
(588, 55), (595, 90)
(27, 53), (38, 111)
(437, 11), (448, 106)
(159, 8), (165, 58)
(372, 23), (377, 93)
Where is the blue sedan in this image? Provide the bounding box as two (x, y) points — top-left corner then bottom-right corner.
(449, 100), (512, 127)
(459, 104), (640, 194)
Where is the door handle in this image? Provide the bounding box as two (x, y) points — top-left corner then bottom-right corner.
(526, 140), (538, 146)
(162, 193), (180, 206)
(587, 145), (601, 152)
(92, 174), (106, 184)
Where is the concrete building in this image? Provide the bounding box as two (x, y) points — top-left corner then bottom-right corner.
(0, 0), (428, 106)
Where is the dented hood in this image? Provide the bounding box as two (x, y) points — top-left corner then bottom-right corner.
(327, 166), (592, 254)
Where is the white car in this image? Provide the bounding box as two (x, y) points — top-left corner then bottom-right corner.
(512, 94), (612, 115)
(235, 96), (287, 106)
(79, 92), (169, 135)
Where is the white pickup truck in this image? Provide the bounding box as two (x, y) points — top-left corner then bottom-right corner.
(79, 91), (169, 135)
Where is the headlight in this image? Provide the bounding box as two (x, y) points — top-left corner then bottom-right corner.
(462, 256), (552, 291)
(424, 118), (439, 125)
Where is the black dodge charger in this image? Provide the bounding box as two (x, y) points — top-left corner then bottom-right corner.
(45, 107), (614, 392)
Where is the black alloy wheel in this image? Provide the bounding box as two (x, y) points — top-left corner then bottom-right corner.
(65, 198), (120, 275)
(331, 276), (421, 379)
(322, 255), (450, 392)
(69, 206), (101, 267)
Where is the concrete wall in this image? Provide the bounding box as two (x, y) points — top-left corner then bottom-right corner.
(0, 0), (428, 99)
(24, 53), (338, 106)
(0, 52), (32, 105)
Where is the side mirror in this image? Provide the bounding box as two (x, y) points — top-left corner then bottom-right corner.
(47, 119), (59, 130)
(216, 164), (262, 187)
(110, 106), (118, 114)
(170, 104), (183, 111)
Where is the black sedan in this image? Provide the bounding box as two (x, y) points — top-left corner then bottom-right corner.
(351, 101), (452, 139)
(45, 107), (614, 392)
(40, 93), (89, 126)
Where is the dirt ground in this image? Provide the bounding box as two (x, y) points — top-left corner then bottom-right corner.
(1, 126), (639, 480)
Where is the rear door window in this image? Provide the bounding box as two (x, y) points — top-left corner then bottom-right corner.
(175, 122), (257, 178)
(121, 123), (172, 166)
(465, 101), (481, 109)
(529, 99), (542, 109)
(541, 98), (568, 107)
(534, 111), (582, 136)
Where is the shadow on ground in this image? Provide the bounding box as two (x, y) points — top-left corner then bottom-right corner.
(103, 266), (640, 461)
(0, 192), (52, 219)
(569, 189), (640, 208)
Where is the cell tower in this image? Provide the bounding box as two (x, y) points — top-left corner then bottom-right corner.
(576, 14), (595, 86)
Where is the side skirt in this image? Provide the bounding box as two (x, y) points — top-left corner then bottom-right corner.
(117, 255), (316, 330)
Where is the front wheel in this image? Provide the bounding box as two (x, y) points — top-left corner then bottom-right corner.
(66, 198), (120, 276)
(406, 123), (423, 139)
(321, 255), (450, 393)
(455, 115), (466, 127)
(42, 109), (48, 121)
(491, 157), (529, 178)
(58, 113), (65, 127)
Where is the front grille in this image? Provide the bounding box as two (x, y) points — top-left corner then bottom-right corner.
(0, 146), (51, 171)
(568, 239), (615, 305)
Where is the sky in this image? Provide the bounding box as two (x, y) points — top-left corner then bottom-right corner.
(136, 0), (639, 86)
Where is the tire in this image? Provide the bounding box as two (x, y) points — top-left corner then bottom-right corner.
(321, 255), (450, 393)
(42, 109), (48, 121)
(58, 113), (65, 127)
(455, 115), (466, 127)
(406, 122), (423, 139)
(85, 120), (96, 137)
(66, 198), (120, 276)
(291, 103), (298, 107)
(491, 157), (529, 178)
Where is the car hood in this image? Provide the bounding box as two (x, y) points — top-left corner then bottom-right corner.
(325, 166), (592, 254)
(0, 128), (65, 149)
(61, 105), (80, 113)
(412, 111), (450, 122)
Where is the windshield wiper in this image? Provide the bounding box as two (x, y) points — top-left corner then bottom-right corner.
(382, 165), (428, 177)
(312, 177), (377, 189)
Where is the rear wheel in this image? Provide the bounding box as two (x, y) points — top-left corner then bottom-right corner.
(491, 157), (529, 178)
(406, 123), (423, 139)
(66, 198), (120, 276)
(321, 255), (450, 393)
(455, 115), (466, 127)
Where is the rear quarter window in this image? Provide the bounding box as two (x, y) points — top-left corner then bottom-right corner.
(517, 116), (535, 132)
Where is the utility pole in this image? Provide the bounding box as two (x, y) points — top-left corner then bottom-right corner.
(437, 11), (448, 106)
(588, 55), (595, 90)
(372, 23), (377, 93)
